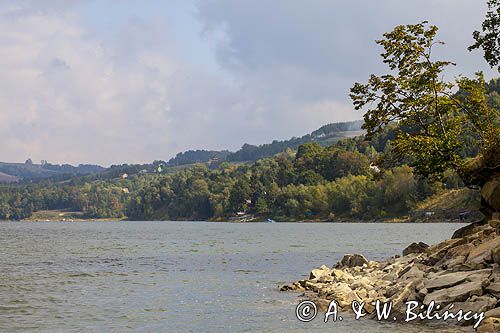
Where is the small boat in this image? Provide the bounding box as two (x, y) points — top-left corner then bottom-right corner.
(267, 218), (276, 223)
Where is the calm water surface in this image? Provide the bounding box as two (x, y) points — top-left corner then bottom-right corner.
(0, 221), (468, 332)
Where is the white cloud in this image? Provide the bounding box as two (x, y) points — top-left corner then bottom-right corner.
(0, 1), (496, 165)
(0, 6), (179, 165)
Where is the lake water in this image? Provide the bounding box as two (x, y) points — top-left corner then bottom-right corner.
(0, 221), (468, 332)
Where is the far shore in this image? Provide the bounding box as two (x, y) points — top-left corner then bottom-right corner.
(7, 217), (471, 223)
(1, 209), (477, 223)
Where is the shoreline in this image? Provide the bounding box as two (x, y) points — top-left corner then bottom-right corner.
(280, 218), (500, 331)
(7, 218), (470, 223)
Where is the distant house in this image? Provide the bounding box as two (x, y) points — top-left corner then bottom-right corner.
(120, 173), (128, 179)
(208, 157), (220, 164)
(369, 164), (381, 173)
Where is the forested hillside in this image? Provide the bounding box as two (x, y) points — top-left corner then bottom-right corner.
(166, 120), (364, 166)
(0, 123), (471, 221)
(0, 78), (497, 222)
(0, 120), (363, 182)
(0, 161), (105, 182)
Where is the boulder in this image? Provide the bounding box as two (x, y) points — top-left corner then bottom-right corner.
(342, 290), (362, 308)
(402, 242), (429, 256)
(466, 236), (500, 265)
(317, 275), (334, 283)
(399, 265), (425, 280)
(485, 282), (500, 298)
(425, 238), (465, 265)
(423, 269), (491, 291)
(447, 243), (475, 257)
(331, 269), (354, 283)
(313, 298), (332, 311)
(309, 265), (331, 280)
(423, 280), (484, 305)
(350, 276), (374, 291)
(279, 282), (305, 291)
(485, 307), (500, 318)
(440, 296), (496, 316)
(326, 282), (356, 308)
(481, 179), (500, 212)
(452, 220), (485, 239)
(416, 287), (428, 302)
(492, 243), (500, 264)
(433, 243), (474, 269)
(489, 219), (500, 229)
(391, 281), (417, 315)
(441, 296), (497, 327)
(439, 255), (466, 269)
(468, 295), (498, 311)
(304, 281), (320, 291)
(338, 254), (368, 268)
(477, 317), (500, 333)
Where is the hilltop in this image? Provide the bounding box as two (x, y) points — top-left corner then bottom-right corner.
(0, 161), (105, 182)
(0, 120), (364, 183)
(167, 120), (364, 166)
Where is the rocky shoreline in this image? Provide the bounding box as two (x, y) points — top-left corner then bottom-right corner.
(280, 217), (500, 331)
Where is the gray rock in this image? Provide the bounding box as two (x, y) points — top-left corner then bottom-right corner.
(280, 282), (304, 291)
(477, 317), (500, 333)
(399, 265), (425, 280)
(481, 179), (500, 212)
(309, 265), (331, 280)
(423, 280), (484, 305)
(439, 255), (466, 269)
(485, 282), (500, 298)
(391, 281), (418, 315)
(402, 242), (429, 256)
(424, 269), (491, 291)
(338, 254), (368, 268)
(314, 298), (332, 311)
(452, 220), (485, 239)
(425, 238), (465, 265)
(485, 307), (500, 318)
(467, 237), (500, 265)
(440, 296), (496, 318)
(492, 243), (500, 264)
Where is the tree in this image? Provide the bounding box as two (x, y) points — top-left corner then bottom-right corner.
(320, 149), (370, 180)
(350, 22), (498, 182)
(255, 197), (269, 214)
(227, 179), (250, 212)
(469, 0), (500, 72)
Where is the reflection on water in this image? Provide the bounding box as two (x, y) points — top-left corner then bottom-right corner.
(0, 221), (467, 332)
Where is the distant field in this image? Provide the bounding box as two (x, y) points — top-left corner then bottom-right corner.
(23, 210), (123, 222)
(410, 188), (482, 222)
(0, 171), (19, 183)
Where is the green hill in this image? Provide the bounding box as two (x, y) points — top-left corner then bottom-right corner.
(0, 162), (105, 183)
(0, 171), (19, 183)
(227, 120), (364, 162)
(166, 120), (364, 166)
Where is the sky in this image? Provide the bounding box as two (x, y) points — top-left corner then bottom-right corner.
(0, 0), (496, 165)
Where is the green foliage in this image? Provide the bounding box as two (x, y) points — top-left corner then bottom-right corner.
(226, 120), (363, 162)
(167, 150), (230, 166)
(351, 22), (499, 182)
(469, 0), (500, 71)
(0, 131), (431, 221)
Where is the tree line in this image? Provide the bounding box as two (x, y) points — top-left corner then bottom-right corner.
(1, 7), (499, 222)
(0, 126), (467, 221)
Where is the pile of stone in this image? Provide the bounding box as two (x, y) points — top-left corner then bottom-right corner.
(281, 217), (500, 331)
